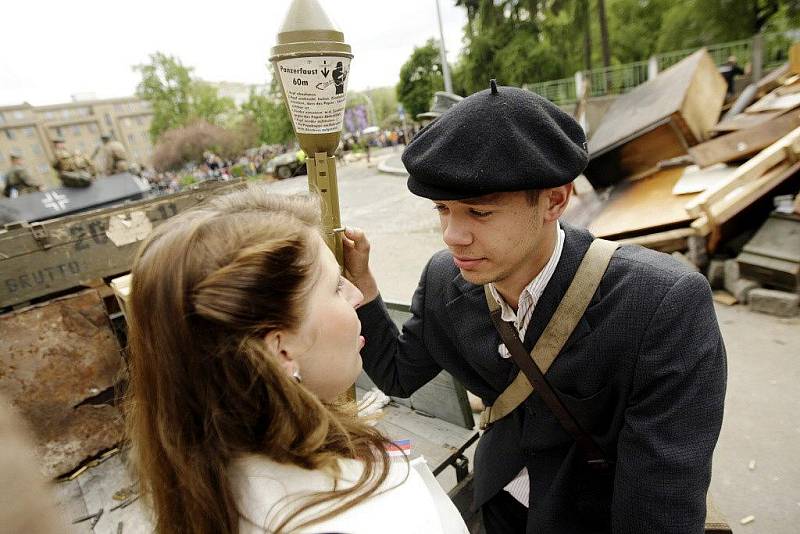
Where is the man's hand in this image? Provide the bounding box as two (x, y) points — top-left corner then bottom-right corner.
(341, 226), (379, 305)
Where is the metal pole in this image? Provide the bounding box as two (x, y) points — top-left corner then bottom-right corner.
(435, 0), (453, 94)
(752, 33), (763, 85)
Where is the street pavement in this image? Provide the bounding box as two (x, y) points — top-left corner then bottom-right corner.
(264, 149), (800, 533)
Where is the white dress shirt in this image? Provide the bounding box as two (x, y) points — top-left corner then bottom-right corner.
(487, 221), (565, 507)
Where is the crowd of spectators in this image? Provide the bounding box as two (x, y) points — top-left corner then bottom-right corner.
(141, 127), (417, 196)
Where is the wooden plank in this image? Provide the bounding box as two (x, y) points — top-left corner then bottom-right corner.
(680, 50), (729, 142)
(712, 109), (787, 133)
(588, 49), (722, 157)
(586, 121), (689, 186)
(0, 181), (244, 308)
(691, 161), (798, 235)
(587, 168), (698, 239)
(685, 127), (800, 219)
(777, 80), (800, 96)
(756, 63), (790, 97)
(616, 228), (695, 253)
(790, 42), (800, 75)
(689, 111), (800, 168)
(745, 91), (800, 113)
(0, 180), (244, 260)
(672, 164), (738, 195)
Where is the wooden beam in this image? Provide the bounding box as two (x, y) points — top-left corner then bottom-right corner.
(790, 42), (800, 75)
(685, 126), (800, 218)
(688, 111), (800, 168)
(691, 161), (797, 235)
(616, 227), (696, 252)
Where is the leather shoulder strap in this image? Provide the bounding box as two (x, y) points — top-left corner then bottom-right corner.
(480, 238), (619, 430)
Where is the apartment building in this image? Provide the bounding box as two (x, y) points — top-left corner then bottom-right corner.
(0, 97), (153, 187)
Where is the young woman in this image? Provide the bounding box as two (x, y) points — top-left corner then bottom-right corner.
(125, 187), (467, 534)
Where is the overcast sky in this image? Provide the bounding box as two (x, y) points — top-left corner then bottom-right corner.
(0, 0), (468, 107)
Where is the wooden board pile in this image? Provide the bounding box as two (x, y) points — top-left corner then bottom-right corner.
(563, 44), (800, 313)
(568, 44), (800, 260)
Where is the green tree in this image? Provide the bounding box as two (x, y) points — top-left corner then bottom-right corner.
(396, 39), (445, 119)
(240, 83), (295, 145)
(134, 52), (237, 141)
(656, 0), (794, 52)
(608, 0), (672, 63)
(453, 1), (587, 93)
(134, 53), (194, 140)
(191, 82), (236, 126)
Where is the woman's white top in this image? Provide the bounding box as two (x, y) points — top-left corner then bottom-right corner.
(229, 453), (469, 534)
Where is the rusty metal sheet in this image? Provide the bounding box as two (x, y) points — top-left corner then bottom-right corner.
(0, 289), (125, 478)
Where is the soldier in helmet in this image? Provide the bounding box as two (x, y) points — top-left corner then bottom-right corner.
(99, 133), (130, 175)
(3, 152), (41, 197)
(52, 137), (95, 188)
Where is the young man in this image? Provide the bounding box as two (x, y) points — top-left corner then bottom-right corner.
(343, 82), (727, 533)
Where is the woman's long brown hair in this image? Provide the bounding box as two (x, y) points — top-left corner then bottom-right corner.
(125, 187), (397, 534)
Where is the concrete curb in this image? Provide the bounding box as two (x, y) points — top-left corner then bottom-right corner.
(377, 156), (408, 176)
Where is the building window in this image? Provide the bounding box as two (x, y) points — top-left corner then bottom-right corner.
(142, 132), (149, 142)
(55, 126), (63, 137)
(87, 123), (98, 133)
(0, 112), (5, 124)
(0, 152), (4, 162)
(114, 104), (123, 112)
(135, 116), (144, 125)
(72, 125), (81, 135)
(32, 145), (42, 155)
(62, 109), (70, 119)
(128, 133), (136, 144)
(44, 111), (54, 120)
(78, 142), (86, 151)
(5, 129), (15, 140)
(25, 127), (35, 138)
(13, 110), (25, 120)
(104, 114), (112, 126)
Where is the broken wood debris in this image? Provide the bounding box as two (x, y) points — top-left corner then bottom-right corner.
(573, 46), (800, 264)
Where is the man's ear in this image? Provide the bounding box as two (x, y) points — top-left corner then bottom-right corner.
(264, 330), (295, 377)
(542, 183), (573, 223)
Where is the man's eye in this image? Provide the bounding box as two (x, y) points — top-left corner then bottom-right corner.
(433, 204), (448, 212)
(470, 209), (492, 218)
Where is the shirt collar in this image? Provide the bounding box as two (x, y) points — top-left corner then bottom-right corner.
(488, 221), (565, 322)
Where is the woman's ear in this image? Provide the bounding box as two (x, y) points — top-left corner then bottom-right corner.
(264, 330), (296, 377)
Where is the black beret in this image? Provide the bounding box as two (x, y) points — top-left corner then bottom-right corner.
(403, 81), (588, 200)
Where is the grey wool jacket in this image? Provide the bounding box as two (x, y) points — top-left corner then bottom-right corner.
(356, 222), (727, 534)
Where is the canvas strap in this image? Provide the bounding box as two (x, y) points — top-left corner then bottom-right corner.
(480, 239), (618, 467)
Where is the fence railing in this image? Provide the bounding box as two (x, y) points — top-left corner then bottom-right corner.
(525, 30), (798, 106)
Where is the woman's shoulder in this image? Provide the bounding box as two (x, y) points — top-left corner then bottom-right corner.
(230, 454), (461, 533)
